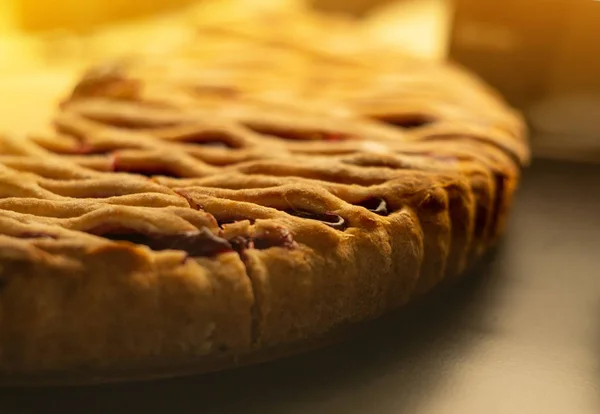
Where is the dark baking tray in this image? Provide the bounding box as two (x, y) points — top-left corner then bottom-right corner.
(1, 158), (599, 413)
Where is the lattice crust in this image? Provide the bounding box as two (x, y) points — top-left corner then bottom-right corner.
(0, 5), (528, 378)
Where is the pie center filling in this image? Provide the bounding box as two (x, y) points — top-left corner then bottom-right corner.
(375, 114), (436, 129)
(89, 224), (296, 257)
(111, 161), (183, 178)
(229, 226), (296, 252)
(286, 210), (347, 230)
(356, 197), (389, 216)
(96, 227), (233, 257)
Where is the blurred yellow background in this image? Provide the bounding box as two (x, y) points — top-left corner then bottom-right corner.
(0, 0), (448, 134)
(1, 0), (597, 161)
(0, 0), (211, 133)
(2, 0), (198, 32)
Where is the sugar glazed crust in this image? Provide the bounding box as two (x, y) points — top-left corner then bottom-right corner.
(0, 5), (528, 381)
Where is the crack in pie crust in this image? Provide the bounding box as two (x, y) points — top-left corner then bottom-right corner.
(0, 5), (528, 381)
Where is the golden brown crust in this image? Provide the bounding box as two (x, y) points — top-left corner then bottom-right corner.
(0, 228), (254, 373)
(0, 3), (528, 380)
